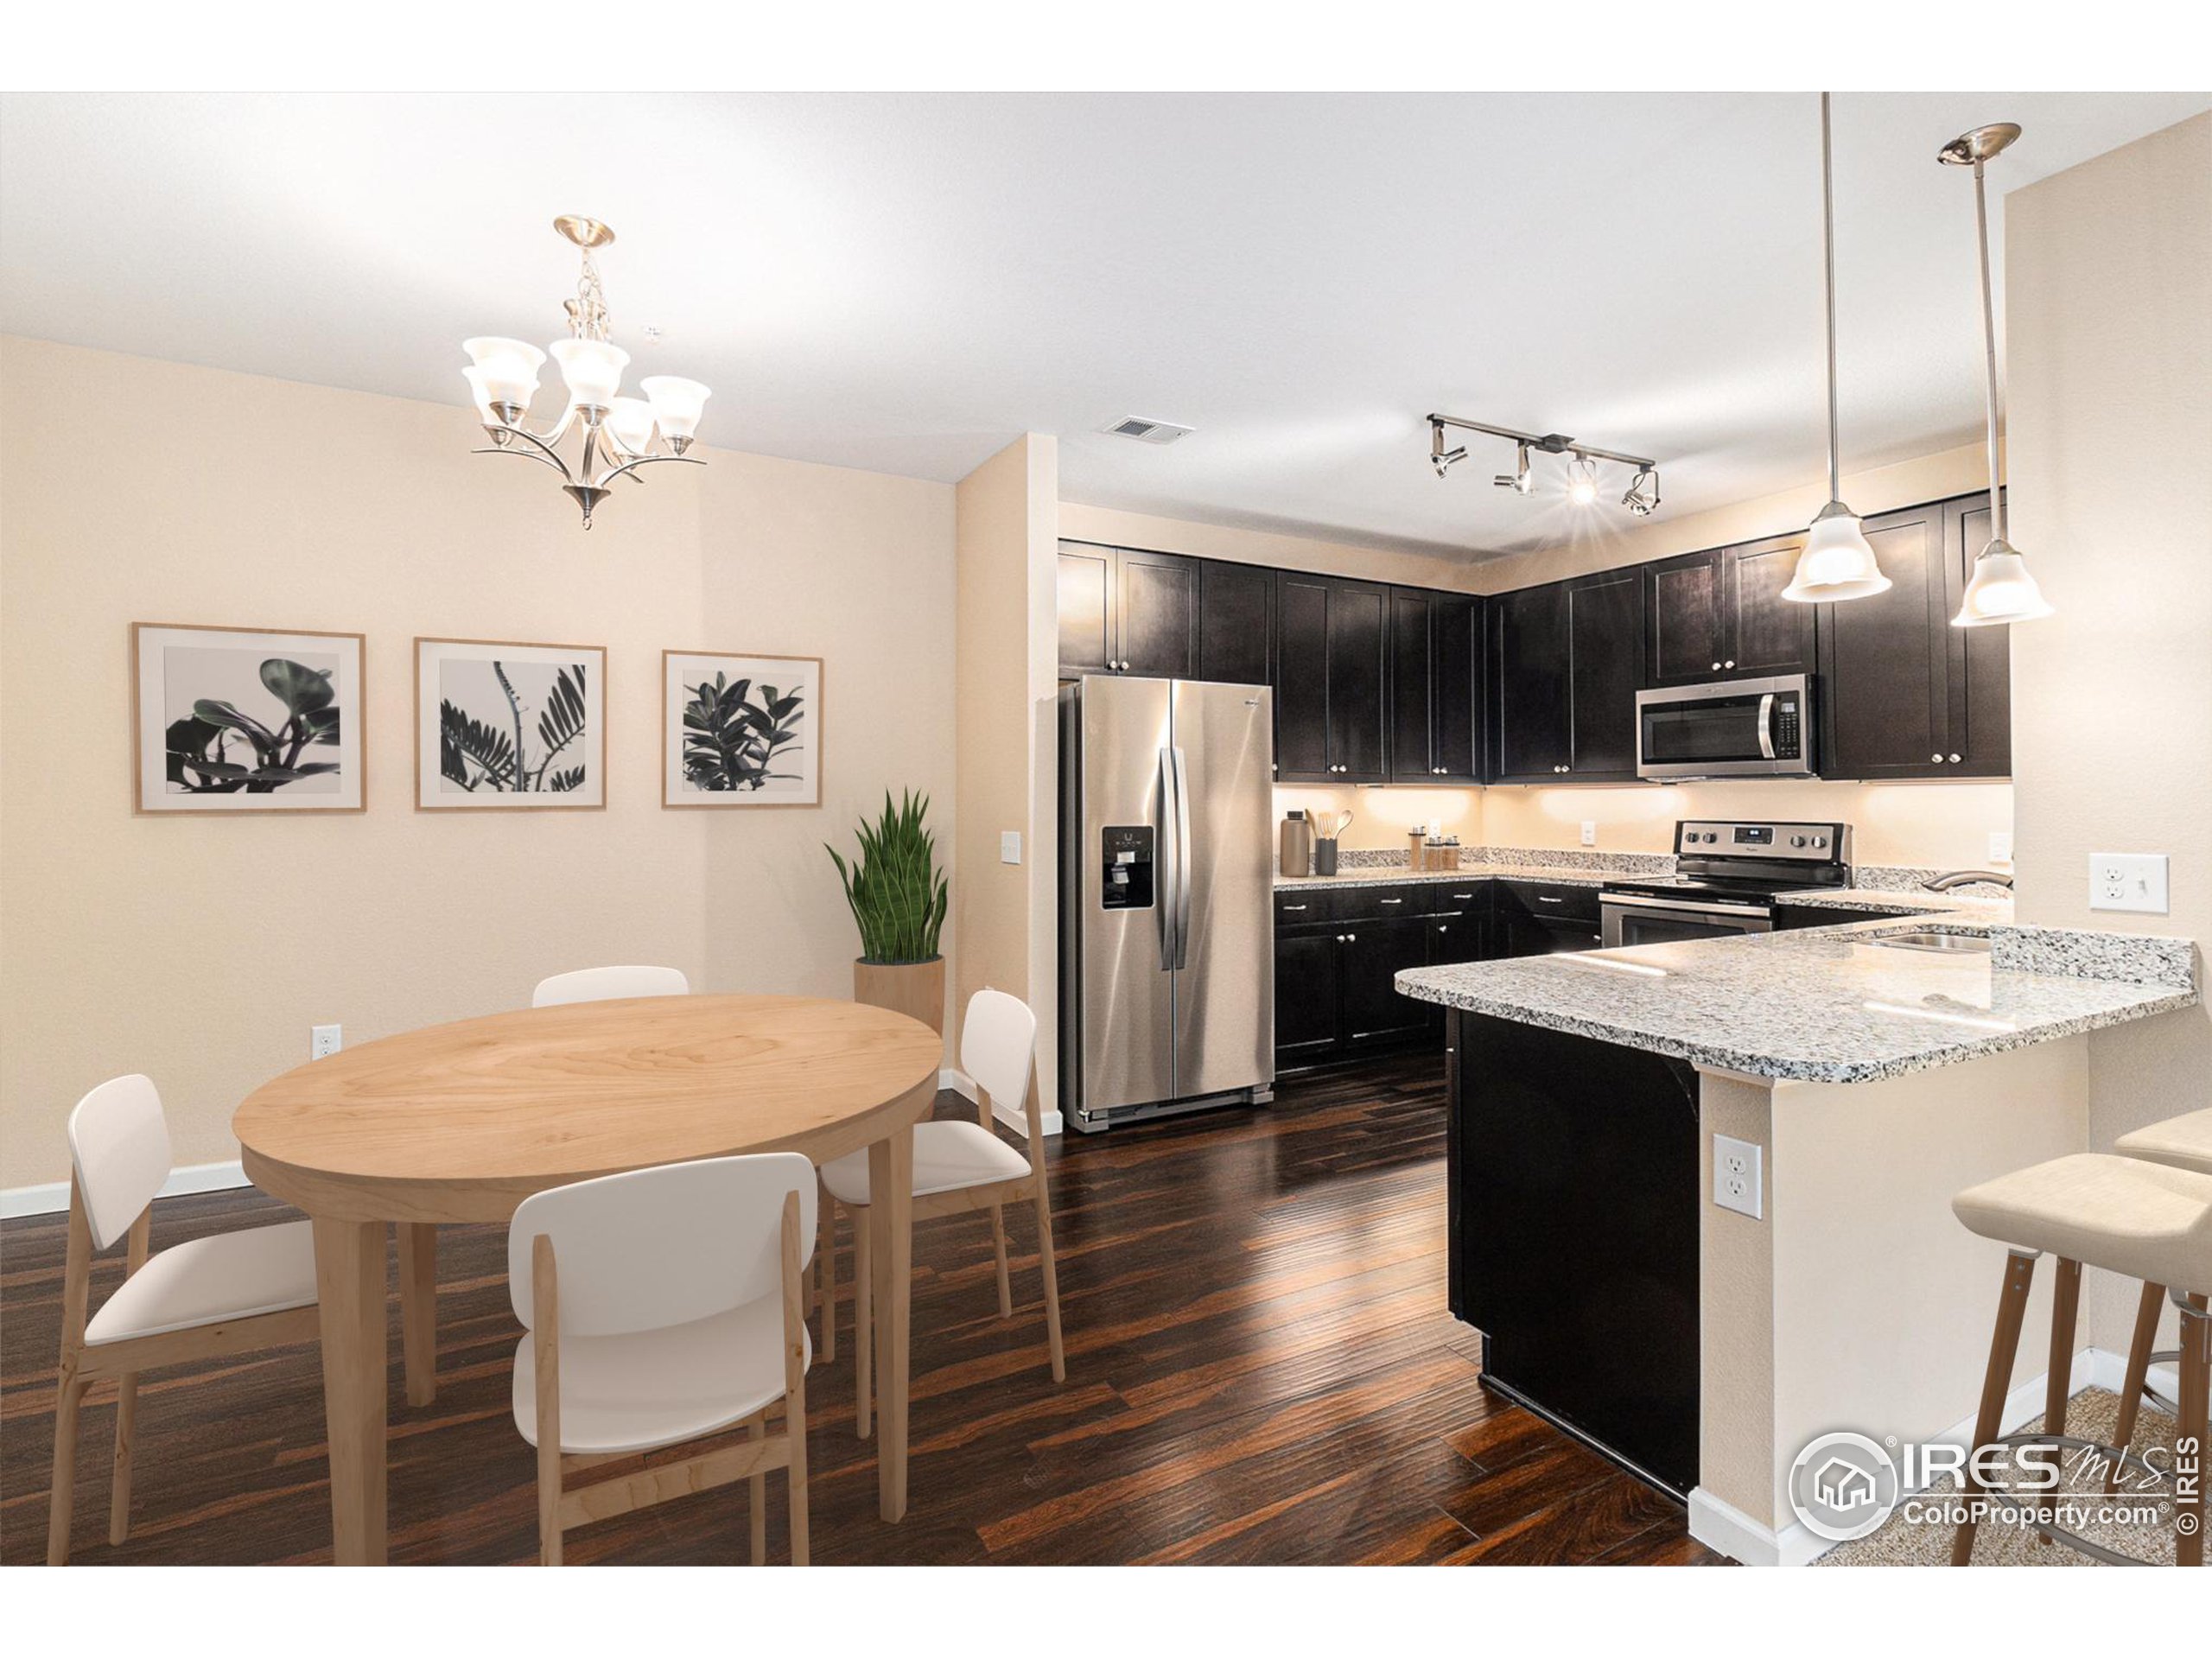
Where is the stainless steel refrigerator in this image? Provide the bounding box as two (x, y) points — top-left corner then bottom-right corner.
(1058, 675), (1274, 1133)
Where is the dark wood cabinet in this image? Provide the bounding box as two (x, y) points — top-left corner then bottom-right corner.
(1272, 926), (1345, 1065)
(1273, 573), (1389, 783)
(1196, 560), (1274, 685)
(1644, 550), (1725, 688)
(1389, 588), (1484, 783)
(1341, 918), (1433, 1046)
(1565, 569), (1644, 778)
(1055, 541), (1200, 681)
(1491, 880), (1603, 958)
(1491, 582), (1573, 780)
(1943, 494), (2012, 778)
(1275, 880), (1488, 1067)
(1056, 543), (1114, 677)
(1643, 535), (1815, 689)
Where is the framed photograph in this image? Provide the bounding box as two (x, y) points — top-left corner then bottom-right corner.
(663, 650), (823, 808)
(416, 637), (605, 810)
(132, 622), (365, 814)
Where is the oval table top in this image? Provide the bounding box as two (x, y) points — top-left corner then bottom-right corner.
(233, 993), (943, 1223)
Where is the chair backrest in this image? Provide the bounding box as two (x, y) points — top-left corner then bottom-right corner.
(507, 1152), (815, 1337)
(962, 988), (1039, 1134)
(532, 965), (690, 1008)
(67, 1074), (173, 1251)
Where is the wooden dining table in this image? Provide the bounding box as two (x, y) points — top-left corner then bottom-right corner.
(232, 991), (942, 1565)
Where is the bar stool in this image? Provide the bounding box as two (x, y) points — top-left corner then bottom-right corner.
(2110, 1108), (2212, 1484)
(1950, 1153), (2212, 1567)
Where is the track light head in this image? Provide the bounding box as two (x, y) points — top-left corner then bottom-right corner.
(1494, 442), (1533, 494)
(1568, 455), (1599, 506)
(1433, 445), (1468, 478)
(1622, 466), (1661, 517)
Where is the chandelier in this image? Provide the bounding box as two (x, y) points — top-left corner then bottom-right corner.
(461, 216), (711, 529)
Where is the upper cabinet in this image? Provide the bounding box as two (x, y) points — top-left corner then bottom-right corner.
(1492, 571), (1643, 783)
(1056, 542), (1115, 677)
(1388, 588), (1485, 783)
(1943, 494), (2011, 778)
(1057, 543), (1277, 687)
(1196, 560), (1275, 686)
(1274, 573), (1389, 783)
(1643, 534), (1815, 687)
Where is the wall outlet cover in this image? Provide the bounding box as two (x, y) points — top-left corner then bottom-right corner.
(311, 1024), (342, 1059)
(1580, 820), (1598, 847)
(1000, 830), (1022, 866)
(1988, 830), (2013, 867)
(2089, 852), (2169, 915)
(1713, 1132), (1764, 1220)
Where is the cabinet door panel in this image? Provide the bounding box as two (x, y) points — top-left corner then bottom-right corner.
(1273, 575), (1333, 781)
(1340, 918), (1431, 1044)
(1566, 569), (1643, 779)
(1491, 583), (1572, 779)
(1057, 543), (1114, 677)
(1945, 494), (2012, 778)
(1725, 533), (1816, 678)
(1644, 551), (1724, 687)
(1433, 594), (1483, 781)
(1327, 580), (1390, 782)
(1274, 928), (1344, 1063)
(1820, 503), (1949, 779)
(1116, 549), (1198, 679)
(1197, 561), (1274, 686)
(1388, 588), (1437, 781)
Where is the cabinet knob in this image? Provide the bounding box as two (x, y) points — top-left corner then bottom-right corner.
(1438, 925), (1448, 933)
(1948, 753), (1962, 765)
(1932, 753), (1943, 763)
(1345, 932), (1357, 942)
(1711, 662), (1721, 671)
(1725, 659), (1735, 669)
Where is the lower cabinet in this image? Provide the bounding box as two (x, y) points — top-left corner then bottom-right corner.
(1491, 880), (1603, 958)
(1341, 918), (1433, 1046)
(1273, 926), (1348, 1065)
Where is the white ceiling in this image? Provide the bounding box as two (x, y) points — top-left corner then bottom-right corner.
(3, 91), (2205, 560)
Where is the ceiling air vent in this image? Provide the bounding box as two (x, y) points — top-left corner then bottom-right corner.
(1101, 416), (1194, 445)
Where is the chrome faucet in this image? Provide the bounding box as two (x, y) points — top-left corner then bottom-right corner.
(1923, 869), (2014, 893)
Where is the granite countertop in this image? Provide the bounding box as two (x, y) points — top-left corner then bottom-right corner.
(1395, 914), (2195, 1085)
(1272, 864), (2014, 918)
(1275, 863), (1609, 892)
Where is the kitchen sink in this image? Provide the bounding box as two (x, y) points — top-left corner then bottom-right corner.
(1867, 930), (1993, 954)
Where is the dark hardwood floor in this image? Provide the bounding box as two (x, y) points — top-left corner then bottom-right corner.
(2, 1053), (1723, 1566)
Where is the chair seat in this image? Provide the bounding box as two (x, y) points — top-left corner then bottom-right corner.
(84, 1219), (317, 1346)
(2117, 1108), (2212, 1179)
(1953, 1154), (2212, 1294)
(512, 1293), (810, 1456)
(818, 1119), (1031, 1208)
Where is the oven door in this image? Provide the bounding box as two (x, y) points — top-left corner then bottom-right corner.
(1635, 675), (1811, 779)
(1601, 894), (1775, 950)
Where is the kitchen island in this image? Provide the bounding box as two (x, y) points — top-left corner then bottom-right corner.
(1397, 914), (2196, 1565)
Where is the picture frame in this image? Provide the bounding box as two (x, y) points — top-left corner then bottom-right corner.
(663, 649), (824, 808)
(416, 636), (607, 810)
(131, 622), (366, 814)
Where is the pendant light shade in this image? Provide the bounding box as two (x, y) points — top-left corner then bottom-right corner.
(1785, 94), (1888, 607)
(1954, 539), (2054, 626)
(1782, 500), (1891, 602)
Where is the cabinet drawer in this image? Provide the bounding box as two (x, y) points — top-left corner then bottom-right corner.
(1332, 885), (1430, 922)
(1427, 880), (1486, 915)
(1496, 880), (1600, 923)
(1273, 889), (1330, 925)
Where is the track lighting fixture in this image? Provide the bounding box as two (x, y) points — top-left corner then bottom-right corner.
(1427, 414), (1653, 516)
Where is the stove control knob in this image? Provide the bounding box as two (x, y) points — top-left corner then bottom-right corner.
(1790, 836), (1808, 848)
(1812, 836), (1828, 849)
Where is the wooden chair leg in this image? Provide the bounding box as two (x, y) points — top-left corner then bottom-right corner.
(2044, 1256), (2081, 1443)
(1032, 1180), (1066, 1384)
(2177, 1294), (2208, 1569)
(2108, 1281), (2166, 1493)
(787, 1369), (810, 1569)
(988, 1202), (1013, 1318)
(533, 1235), (563, 1567)
(819, 1197), (836, 1363)
(747, 1413), (767, 1566)
(46, 1364), (84, 1565)
(108, 1372), (140, 1546)
(855, 1204), (873, 1440)
(1953, 1249), (2037, 1566)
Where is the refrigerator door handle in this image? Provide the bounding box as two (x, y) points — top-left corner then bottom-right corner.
(1171, 745), (1195, 970)
(1156, 744), (1180, 971)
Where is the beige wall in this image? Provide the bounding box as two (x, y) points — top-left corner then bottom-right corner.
(0, 336), (957, 1188)
(2005, 113), (2212, 1351)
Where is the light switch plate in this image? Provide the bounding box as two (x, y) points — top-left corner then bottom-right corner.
(1580, 820), (1597, 847)
(1988, 830), (2013, 868)
(311, 1024), (342, 1059)
(1000, 830), (1022, 866)
(2089, 853), (2168, 914)
(1713, 1133), (1764, 1220)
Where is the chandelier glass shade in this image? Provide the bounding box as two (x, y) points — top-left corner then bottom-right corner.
(461, 219), (709, 529)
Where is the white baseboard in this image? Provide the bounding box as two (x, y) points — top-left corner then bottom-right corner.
(1691, 1346), (2107, 1567)
(2, 1158), (251, 1221)
(938, 1067), (1063, 1139)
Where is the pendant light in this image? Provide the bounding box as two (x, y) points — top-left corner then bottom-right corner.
(1942, 122), (2054, 626)
(1783, 93), (1891, 604)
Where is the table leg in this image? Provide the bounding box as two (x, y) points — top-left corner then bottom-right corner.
(397, 1223), (438, 1408)
(868, 1124), (914, 1522)
(313, 1217), (387, 1565)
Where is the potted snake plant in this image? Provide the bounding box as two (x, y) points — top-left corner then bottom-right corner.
(826, 790), (950, 1035)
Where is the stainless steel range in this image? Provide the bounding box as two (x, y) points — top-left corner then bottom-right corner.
(1599, 819), (1853, 949)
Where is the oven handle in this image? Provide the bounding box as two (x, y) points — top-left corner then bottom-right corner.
(1602, 893), (1775, 920)
(1757, 693), (1777, 761)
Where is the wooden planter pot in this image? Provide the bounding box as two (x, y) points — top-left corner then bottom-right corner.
(852, 956), (946, 1038)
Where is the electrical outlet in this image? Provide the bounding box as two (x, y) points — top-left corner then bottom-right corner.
(1580, 820), (1597, 847)
(1988, 831), (2013, 868)
(1000, 830), (1022, 866)
(2089, 853), (2168, 915)
(1713, 1133), (1764, 1220)
(311, 1024), (342, 1059)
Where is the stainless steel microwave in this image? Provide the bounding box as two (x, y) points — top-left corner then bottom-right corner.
(1634, 674), (1815, 779)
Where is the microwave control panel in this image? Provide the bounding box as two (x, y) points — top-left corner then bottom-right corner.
(1773, 694), (1802, 759)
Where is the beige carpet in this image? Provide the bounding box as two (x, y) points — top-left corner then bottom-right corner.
(1815, 1389), (2194, 1566)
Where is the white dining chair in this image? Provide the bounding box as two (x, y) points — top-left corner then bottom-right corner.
(532, 964), (691, 1007)
(510, 1151), (816, 1566)
(817, 988), (1065, 1437)
(47, 1075), (320, 1564)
